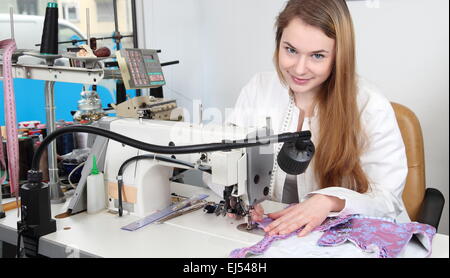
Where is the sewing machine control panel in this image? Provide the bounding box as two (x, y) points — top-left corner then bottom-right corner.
(117, 48), (166, 90)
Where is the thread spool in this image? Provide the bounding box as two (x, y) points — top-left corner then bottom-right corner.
(34, 141), (49, 182)
(18, 137), (34, 182)
(56, 121), (74, 155)
(40, 2), (59, 55)
(37, 124), (47, 138)
(18, 121), (40, 129)
(2, 138), (34, 182)
(89, 38), (97, 51)
(28, 130), (43, 142)
(74, 132), (89, 149)
(56, 133), (75, 155)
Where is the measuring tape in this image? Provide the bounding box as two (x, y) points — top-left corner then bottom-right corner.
(0, 39), (19, 196)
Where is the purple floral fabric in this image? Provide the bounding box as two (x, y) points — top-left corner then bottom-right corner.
(229, 214), (436, 258)
(229, 214), (354, 258)
(317, 215), (436, 258)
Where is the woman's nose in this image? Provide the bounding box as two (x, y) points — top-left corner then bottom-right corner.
(293, 56), (308, 75)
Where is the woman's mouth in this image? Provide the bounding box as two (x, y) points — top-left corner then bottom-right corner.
(291, 75), (312, 85)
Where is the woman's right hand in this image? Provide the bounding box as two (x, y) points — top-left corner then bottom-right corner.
(249, 204), (265, 222)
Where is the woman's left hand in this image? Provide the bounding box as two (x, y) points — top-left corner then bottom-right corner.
(264, 194), (345, 237)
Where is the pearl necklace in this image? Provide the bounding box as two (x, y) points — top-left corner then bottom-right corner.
(267, 92), (313, 199)
(268, 94), (295, 199)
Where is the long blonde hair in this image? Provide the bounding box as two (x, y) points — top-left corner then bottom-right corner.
(274, 0), (370, 193)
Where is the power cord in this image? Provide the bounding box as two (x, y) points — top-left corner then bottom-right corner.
(67, 161), (86, 189)
(116, 154), (211, 216)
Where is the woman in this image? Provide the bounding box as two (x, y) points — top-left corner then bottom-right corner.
(225, 0), (409, 237)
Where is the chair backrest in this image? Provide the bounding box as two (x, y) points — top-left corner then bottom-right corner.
(391, 102), (426, 221)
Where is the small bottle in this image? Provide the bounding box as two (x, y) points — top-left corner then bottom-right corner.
(87, 155), (106, 214)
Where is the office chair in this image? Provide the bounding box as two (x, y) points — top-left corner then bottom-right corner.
(391, 102), (445, 229)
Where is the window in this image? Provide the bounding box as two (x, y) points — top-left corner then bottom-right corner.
(58, 24), (85, 53)
(96, 0), (114, 22)
(62, 3), (79, 22)
(16, 0), (38, 15)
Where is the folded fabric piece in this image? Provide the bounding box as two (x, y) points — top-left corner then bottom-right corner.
(317, 215), (436, 258)
(229, 214), (436, 258)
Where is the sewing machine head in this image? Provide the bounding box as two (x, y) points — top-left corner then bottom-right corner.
(99, 117), (313, 225)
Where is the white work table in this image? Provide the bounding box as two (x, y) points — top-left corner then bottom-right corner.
(1, 182), (449, 258)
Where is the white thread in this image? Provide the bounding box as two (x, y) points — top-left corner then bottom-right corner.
(68, 161), (86, 189)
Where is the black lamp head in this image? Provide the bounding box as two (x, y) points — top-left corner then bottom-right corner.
(277, 132), (315, 175)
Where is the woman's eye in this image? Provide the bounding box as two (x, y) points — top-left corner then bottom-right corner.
(286, 47), (297, 54)
(312, 53), (325, 59)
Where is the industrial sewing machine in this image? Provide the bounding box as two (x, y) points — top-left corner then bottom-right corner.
(69, 117), (276, 221)
(62, 115), (314, 231)
(103, 118), (259, 218)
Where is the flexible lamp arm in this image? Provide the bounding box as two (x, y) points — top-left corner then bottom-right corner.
(31, 125), (311, 172)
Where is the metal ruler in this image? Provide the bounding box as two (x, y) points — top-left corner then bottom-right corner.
(0, 39), (19, 196)
(121, 194), (209, 231)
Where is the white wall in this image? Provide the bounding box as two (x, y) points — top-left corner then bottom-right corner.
(138, 0), (286, 119)
(138, 0), (449, 234)
(137, 0), (205, 116)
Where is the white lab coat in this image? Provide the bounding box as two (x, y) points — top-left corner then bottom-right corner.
(225, 71), (410, 223)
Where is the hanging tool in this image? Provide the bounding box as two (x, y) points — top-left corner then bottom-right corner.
(171, 194), (208, 211)
(155, 201), (211, 224)
(121, 194), (209, 231)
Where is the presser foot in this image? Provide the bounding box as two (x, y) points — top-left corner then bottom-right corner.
(236, 213), (265, 236)
(236, 222), (265, 236)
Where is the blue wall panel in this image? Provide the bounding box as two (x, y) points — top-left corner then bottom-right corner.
(1, 79), (133, 125)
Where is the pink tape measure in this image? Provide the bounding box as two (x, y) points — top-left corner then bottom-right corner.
(0, 39), (20, 196)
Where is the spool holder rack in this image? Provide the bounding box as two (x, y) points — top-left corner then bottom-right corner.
(0, 59), (119, 203)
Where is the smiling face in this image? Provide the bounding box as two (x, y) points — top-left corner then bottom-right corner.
(278, 17), (336, 97)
